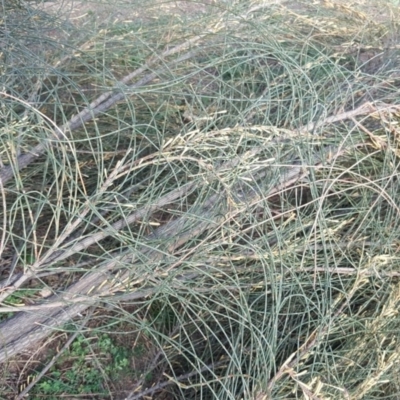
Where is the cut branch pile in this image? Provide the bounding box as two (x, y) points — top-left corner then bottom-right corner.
(1, 0), (400, 398)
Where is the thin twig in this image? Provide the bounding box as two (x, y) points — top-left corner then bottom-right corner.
(266, 280), (365, 393)
(126, 360), (226, 400)
(299, 102), (400, 134)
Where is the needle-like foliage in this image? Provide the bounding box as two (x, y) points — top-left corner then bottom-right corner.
(1, 0), (400, 398)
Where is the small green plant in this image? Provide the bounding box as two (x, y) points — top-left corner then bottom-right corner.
(30, 332), (135, 397)
(0, 288), (41, 322)
(3, 288), (40, 307)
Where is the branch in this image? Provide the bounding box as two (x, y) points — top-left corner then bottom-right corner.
(0, 144), (340, 363)
(0, 43), (205, 185)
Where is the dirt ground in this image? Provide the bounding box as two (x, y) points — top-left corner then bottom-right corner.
(38, 0), (219, 25)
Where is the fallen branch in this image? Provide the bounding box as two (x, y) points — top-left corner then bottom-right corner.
(0, 143), (339, 363)
(0, 138), (266, 303)
(0, 95), (386, 361)
(0, 39), (207, 185)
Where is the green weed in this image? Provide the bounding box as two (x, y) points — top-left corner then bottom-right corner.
(30, 332), (135, 397)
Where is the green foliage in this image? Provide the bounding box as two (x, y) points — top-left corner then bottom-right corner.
(30, 333), (134, 397)
(3, 289), (40, 306)
(0, 289), (41, 322)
